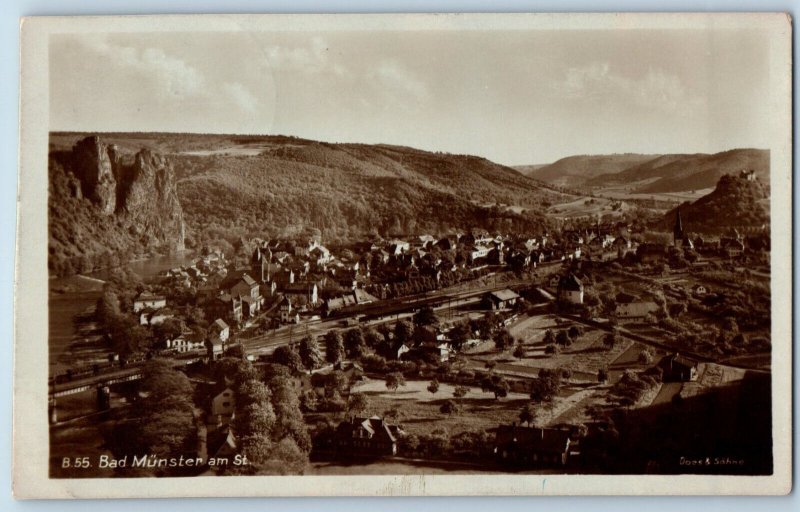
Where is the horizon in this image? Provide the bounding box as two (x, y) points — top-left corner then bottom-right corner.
(50, 29), (772, 166)
(49, 129), (768, 168)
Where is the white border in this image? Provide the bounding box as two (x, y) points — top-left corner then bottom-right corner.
(14, 12), (793, 498)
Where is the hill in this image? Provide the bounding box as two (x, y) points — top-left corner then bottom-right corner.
(653, 171), (769, 234)
(523, 154), (659, 187)
(50, 133), (571, 271)
(522, 149), (770, 195)
(49, 136), (185, 277)
(585, 149), (770, 193)
(513, 164), (547, 176)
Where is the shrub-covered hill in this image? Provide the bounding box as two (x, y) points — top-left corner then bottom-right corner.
(522, 153), (659, 187)
(49, 133), (573, 270)
(174, 141), (567, 245)
(654, 172), (770, 234)
(586, 148), (770, 194)
(523, 148), (769, 194)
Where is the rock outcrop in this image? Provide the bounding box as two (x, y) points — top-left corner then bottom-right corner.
(63, 135), (185, 251)
(71, 136), (118, 215)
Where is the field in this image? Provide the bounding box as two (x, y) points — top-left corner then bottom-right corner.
(471, 313), (642, 379)
(546, 196), (632, 219)
(593, 185), (715, 203)
(349, 378), (529, 436)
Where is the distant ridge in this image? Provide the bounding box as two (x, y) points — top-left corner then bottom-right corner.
(521, 149), (769, 194)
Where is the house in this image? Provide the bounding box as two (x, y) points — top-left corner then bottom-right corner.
(493, 425), (571, 467)
(396, 343), (411, 360)
(557, 274), (584, 304)
(133, 293), (167, 313)
(720, 238), (745, 258)
(205, 337), (224, 360)
(335, 416), (403, 457)
(469, 244), (492, 262)
(283, 281), (319, 306)
(225, 272), (264, 317)
(658, 353), (698, 382)
(211, 318), (230, 343)
(487, 289), (521, 310)
(325, 289), (379, 316)
(615, 300), (660, 321)
(435, 237), (456, 252)
(165, 332), (205, 353)
(210, 386), (236, 425)
(387, 239), (410, 255)
(205, 293), (243, 325)
(207, 427), (238, 460)
(279, 297), (299, 324)
(637, 243), (668, 264)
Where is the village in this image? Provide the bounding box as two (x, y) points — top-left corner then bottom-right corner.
(48, 205), (772, 476)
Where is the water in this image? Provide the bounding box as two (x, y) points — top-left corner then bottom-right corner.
(88, 251), (196, 283)
(49, 251), (196, 374)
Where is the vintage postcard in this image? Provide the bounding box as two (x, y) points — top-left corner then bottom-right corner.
(14, 13), (792, 498)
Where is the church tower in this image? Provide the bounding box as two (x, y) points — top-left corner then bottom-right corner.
(673, 207), (684, 247)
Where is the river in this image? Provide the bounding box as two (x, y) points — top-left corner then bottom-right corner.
(49, 251), (196, 375)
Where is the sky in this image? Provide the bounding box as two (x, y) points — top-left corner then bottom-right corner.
(49, 28), (771, 165)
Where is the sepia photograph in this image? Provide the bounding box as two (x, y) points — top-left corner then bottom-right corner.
(14, 12), (792, 498)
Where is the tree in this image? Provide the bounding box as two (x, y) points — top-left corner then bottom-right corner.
(530, 368), (562, 402)
(385, 372), (406, 393)
(493, 328), (514, 351)
(324, 331), (345, 365)
(393, 320), (415, 347)
(603, 332), (617, 350)
(513, 344), (525, 359)
(452, 385), (469, 400)
(233, 402), (277, 438)
(567, 325), (583, 341)
(555, 330), (571, 347)
(519, 403), (537, 426)
(347, 392), (370, 417)
(132, 359), (196, 458)
(543, 329), (556, 345)
(413, 306), (438, 327)
(427, 379), (440, 396)
(95, 288), (121, 325)
(213, 357), (261, 386)
(545, 344), (559, 355)
(362, 327), (383, 349)
(448, 321), (471, 352)
(383, 408), (400, 423)
(271, 345), (304, 375)
(236, 380), (272, 409)
(298, 336), (323, 372)
(326, 370), (351, 395)
(440, 400), (462, 415)
(492, 377), (510, 400)
(343, 328), (366, 358)
(638, 348), (654, 364)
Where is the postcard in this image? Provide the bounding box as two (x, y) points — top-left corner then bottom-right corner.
(14, 12), (792, 498)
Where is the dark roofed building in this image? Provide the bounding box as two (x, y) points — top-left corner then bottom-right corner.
(335, 416), (403, 457)
(494, 425), (571, 467)
(658, 353), (698, 382)
(487, 289), (521, 310)
(557, 274), (584, 304)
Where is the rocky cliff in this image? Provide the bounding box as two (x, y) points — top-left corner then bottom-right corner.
(49, 136), (185, 276)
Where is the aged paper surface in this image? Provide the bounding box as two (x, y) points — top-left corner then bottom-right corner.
(15, 13), (792, 498)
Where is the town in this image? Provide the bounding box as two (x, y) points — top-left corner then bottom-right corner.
(49, 204), (772, 477)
